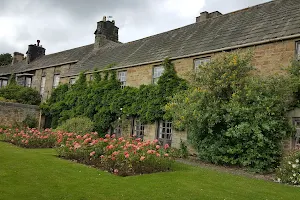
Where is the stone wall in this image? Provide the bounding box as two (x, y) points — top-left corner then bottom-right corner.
(0, 101), (41, 127)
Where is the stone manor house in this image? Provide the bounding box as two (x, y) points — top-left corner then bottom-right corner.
(0, 0), (300, 148)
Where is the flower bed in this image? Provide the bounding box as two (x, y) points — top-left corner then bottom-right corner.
(56, 134), (174, 176)
(0, 127), (57, 148)
(0, 127), (175, 176)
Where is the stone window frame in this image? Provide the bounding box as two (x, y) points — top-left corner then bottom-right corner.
(193, 57), (211, 71)
(40, 76), (46, 96)
(157, 121), (172, 146)
(118, 70), (127, 89)
(52, 74), (60, 89)
(296, 41), (300, 60)
(152, 65), (164, 84)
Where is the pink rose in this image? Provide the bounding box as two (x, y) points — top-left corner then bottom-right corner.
(90, 151), (96, 156)
(140, 156), (146, 161)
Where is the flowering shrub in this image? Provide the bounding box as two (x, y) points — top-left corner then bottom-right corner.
(0, 127), (57, 148)
(276, 151), (300, 185)
(56, 134), (174, 176)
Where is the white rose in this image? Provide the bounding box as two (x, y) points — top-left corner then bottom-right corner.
(292, 164), (297, 168)
(288, 161), (292, 165)
(296, 159), (299, 163)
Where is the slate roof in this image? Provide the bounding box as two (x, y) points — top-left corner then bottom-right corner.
(1, 0), (300, 77)
(0, 44), (95, 75)
(64, 0), (300, 77)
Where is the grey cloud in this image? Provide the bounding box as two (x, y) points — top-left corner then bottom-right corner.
(0, 0), (271, 55)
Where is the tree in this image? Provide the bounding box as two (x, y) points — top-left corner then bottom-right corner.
(0, 53), (12, 66)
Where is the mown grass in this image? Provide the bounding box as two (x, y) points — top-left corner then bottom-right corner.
(0, 141), (299, 200)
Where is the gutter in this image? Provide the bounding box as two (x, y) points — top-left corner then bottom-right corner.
(62, 33), (300, 78)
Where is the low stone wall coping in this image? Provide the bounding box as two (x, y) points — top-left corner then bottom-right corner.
(0, 101), (39, 110)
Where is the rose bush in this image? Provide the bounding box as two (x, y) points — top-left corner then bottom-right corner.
(0, 127), (57, 148)
(56, 133), (174, 176)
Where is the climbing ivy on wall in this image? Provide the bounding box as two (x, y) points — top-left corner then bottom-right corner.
(41, 58), (187, 136)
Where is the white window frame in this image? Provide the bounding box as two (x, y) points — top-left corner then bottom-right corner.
(53, 74), (60, 89)
(40, 76), (46, 95)
(118, 71), (127, 89)
(194, 57), (211, 70)
(153, 65), (164, 84)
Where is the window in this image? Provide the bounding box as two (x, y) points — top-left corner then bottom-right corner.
(153, 66), (164, 84)
(0, 79), (8, 88)
(132, 119), (145, 139)
(157, 121), (172, 146)
(69, 78), (76, 85)
(53, 74), (60, 89)
(40, 76), (46, 96)
(90, 75), (94, 81)
(118, 71), (127, 88)
(25, 77), (32, 87)
(292, 118), (300, 150)
(296, 41), (300, 60)
(194, 57), (211, 70)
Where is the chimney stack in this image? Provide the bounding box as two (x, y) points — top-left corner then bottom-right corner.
(196, 11), (222, 22)
(94, 16), (119, 49)
(26, 40), (46, 64)
(11, 52), (24, 65)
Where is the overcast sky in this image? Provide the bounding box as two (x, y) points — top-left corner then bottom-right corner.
(0, 0), (271, 55)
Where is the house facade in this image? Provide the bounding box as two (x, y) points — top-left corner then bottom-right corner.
(1, 0), (300, 149)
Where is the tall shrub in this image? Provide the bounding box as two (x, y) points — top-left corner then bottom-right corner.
(166, 51), (295, 172)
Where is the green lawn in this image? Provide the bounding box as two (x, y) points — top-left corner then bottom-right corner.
(0, 142), (299, 200)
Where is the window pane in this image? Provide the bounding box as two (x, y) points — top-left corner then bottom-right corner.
(69, 78), (76, 85)
(25, 77), (32, 87)
(194, 58), (211, 70)
(53, 75), (60, 88)
(2, 80), (8, 87)
(40, 76), (46, 95)
(118, 71), (127, 88)
(153, 66), (164, 84)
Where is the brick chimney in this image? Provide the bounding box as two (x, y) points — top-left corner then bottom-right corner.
(11, 52), (24, 65)
(94, 16), (119, 49)
(26, 40), (46, 63)
(196, 11), (222, 22)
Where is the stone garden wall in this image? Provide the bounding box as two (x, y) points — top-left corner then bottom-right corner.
(0, 101), (41, 127)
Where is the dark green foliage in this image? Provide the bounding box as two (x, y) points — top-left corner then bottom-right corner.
(0, 53), (12, 66)
(166, 52), (296, 172)
(0, 75), (41, 105)
(22, 115), (38, 128)
(42, 59), (186, 135)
